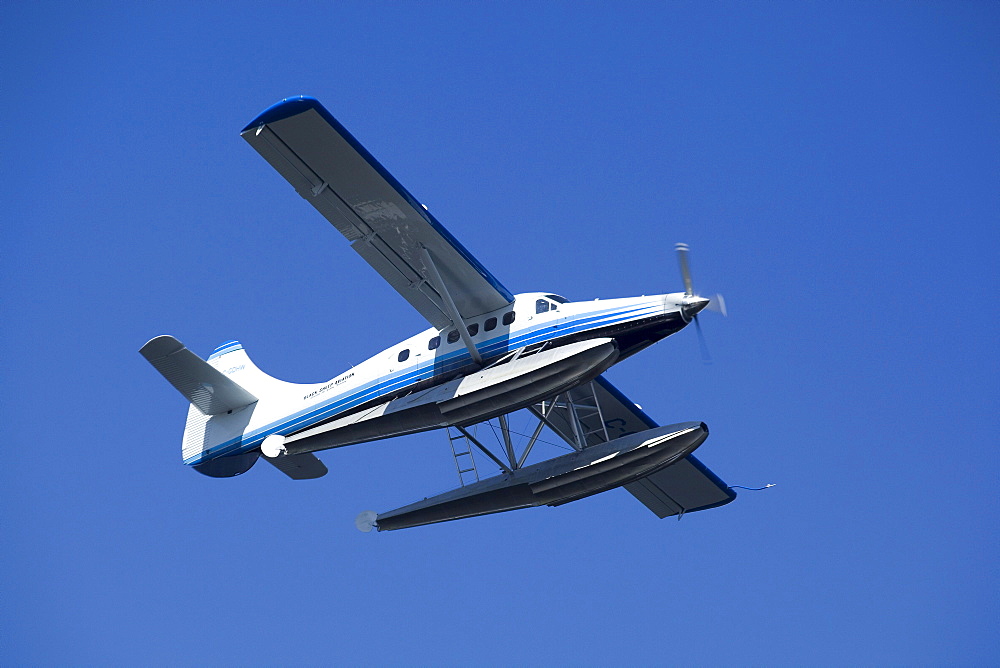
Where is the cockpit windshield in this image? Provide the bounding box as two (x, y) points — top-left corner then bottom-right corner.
(544, 294), (568, 304)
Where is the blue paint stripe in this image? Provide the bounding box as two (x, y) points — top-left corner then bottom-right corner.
(186, 305), (661, 464)
(209, 341), (243, 359)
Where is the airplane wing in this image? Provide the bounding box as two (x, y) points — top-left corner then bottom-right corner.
(241, 96), (514, 329)
(540, 375), (737, 518)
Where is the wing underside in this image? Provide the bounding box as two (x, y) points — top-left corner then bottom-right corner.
(541, 375), (736, 517)
(241, 96), (513, 329)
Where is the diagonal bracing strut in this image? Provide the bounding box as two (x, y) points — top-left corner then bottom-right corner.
(420, 246), (483, 365)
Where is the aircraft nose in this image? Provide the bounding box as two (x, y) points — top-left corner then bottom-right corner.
(682, 297), (711, 318)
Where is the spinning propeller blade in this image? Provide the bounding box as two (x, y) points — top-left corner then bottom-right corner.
(707, 293), (727, 317)
(693, 315), (712, 364)
(675, 242), (695, 297)
(674, 242), (726, 363)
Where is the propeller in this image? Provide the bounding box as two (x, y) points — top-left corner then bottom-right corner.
(674, 243), (726, 363)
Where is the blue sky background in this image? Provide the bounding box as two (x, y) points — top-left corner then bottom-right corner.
(4, 2), (998, 665)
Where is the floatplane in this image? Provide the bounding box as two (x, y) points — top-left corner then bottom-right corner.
(141, 96), (737, 531)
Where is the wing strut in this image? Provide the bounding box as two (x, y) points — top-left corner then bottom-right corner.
(420, 246), (483, 365)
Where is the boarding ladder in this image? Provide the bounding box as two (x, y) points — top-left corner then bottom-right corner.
(447, 426), (480, 486)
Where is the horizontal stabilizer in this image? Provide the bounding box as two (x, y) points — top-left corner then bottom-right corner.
(140, 335), (258, 415)
(263, 452), (328, 480)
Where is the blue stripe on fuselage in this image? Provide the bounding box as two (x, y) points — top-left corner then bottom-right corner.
(185, 303), (662, 464)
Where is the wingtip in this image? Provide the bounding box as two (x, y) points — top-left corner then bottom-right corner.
(241, 95), (323, 134)
(139, 334), (184, 360)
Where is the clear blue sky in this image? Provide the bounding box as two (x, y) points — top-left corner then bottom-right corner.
(4, 2), (998, 665)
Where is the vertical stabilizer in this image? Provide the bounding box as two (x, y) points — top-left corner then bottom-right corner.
(204, 339), (306, 399)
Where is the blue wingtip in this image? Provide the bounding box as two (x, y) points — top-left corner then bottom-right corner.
(241, 95), (323, 133)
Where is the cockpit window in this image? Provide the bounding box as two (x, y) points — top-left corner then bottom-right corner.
(447, 329), (460, 344)
(428, 336), (440, 350)
(545, 294), (568, 304)
(398, 349), (409, 363)
(536, 299), (550, 314)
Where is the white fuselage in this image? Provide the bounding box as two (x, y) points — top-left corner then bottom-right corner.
(188, 292), (692, 465)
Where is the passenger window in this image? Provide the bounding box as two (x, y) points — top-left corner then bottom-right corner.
(428, 336), (440, 350)
(484, 317), (497, 332)
(467, 323), (479, 337)
(398, 349), (409, 363)
(447, 329), (460, 344)
(536, 299), (550, 314)
(502, 311), (515, 326)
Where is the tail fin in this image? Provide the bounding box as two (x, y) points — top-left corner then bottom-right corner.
(141, 336), (262, 477)
(140, 336), (258, 414)
(142, 336), (321, 478)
